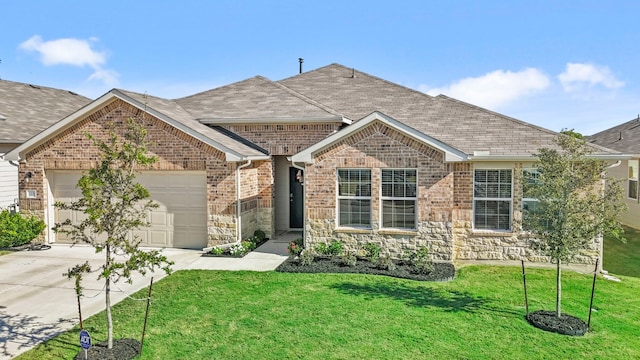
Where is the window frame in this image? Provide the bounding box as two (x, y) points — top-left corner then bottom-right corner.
(380, 168), (418, 230)
(628, 160), (638, 200)
(522, 168), (540, 231)
(336, 168), (372, 228)
(473, 168), (513, 231)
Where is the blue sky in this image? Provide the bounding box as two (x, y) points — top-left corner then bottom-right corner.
(2, 0), (638, 135)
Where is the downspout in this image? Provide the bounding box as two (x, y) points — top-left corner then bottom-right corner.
(599, 160), (622, 273)
(236, 160), (252, 243)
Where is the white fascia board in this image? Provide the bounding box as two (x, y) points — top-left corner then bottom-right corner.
(468, 154), (632, 161)
(292, 111), (467, 163)
(198, 116), (349, 125)
(4, 91), (117, 161)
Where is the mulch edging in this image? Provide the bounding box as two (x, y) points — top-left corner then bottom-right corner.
(276, 256), (455, 282)
(526, 310), (588, 336)
(74, 338), (140, 360)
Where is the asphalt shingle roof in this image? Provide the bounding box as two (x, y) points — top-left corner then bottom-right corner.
(0, 79), (91, 144)
(279, 63), (617, 156)
(116, 89), (268, 158)
(588, 117), (640, 154)
(175, 76), (342, 121)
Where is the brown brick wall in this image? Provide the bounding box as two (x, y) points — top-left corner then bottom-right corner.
(20, 99), (242, 245)
(304, 121), (454, 255)
(221, 123), (341, 155)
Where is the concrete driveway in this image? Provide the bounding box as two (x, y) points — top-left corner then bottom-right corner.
(0, 241), (288, 359)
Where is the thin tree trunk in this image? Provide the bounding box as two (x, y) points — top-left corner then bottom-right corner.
(106, 244), (113, 349)
(556, 258), (562, 318)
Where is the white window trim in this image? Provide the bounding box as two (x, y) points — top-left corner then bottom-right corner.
(628, 160), (638, 200)
(472, 169), (513, 232)
(336, 168), (372, 229)
(380, 168), (418, 230)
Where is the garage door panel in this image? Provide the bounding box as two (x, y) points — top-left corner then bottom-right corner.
(49, 171), (207, 249)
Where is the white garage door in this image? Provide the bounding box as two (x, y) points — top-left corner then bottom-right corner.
(48, 171), (208, 249)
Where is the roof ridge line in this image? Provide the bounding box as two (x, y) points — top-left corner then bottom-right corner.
(272, 81), (344, 117)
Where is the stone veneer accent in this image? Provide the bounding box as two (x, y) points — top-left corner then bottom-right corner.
(302, 121), (601, 265)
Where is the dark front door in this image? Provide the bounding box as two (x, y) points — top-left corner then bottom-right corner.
(289, 168), (304, 229)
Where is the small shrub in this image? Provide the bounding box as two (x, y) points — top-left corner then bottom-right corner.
(287, 238), (304, 258)
(363, 243), (381, 262)
(230, 243), (246, 257)
(328, 240), (343, 256)
(376, 255), (396, 271)
(0, 210), (46, 248)
(209, 247), (224, 255)
(242, 239), (256, 251)
(408, 246), (433, 274)
(299, 250), (315, 266)
(253, 229), (266, 241)
(315, 240), (343, 256)
(341, 253), (357, 267)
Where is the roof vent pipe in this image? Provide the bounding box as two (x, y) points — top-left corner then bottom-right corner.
(299, 58), (304, 74)
(618, 131), (623, 141)
(352, 68), (356, 78)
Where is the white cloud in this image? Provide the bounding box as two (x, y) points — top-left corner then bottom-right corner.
(558, 63), (624, 92)
(420, 68), (550, 109)
(19, 35), (118, 87)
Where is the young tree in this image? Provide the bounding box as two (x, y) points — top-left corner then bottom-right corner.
(55, 118), (173, 349)
(524, 134), (625, 318)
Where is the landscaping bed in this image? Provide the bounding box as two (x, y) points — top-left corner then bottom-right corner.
(526, 310), (588, 336)
(276, 256), (455, 281)
(73, 338), (140, 360)
(201, 230), (267, 257)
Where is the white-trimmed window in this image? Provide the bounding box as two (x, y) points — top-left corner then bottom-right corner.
(628, 160), (638, 200)
(381, 169), (417, 229)
(337, 169), (371, 227)
(522, 168), (540, 230)
(474, 169), (512, 231)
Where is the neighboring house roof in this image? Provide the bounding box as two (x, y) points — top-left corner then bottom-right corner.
(175, 76), (346, 124)
(0, 79), (91, 144)
(5, 90), (269, 162)
(589, 116), (640, 155)
(280, 63), (619, 158)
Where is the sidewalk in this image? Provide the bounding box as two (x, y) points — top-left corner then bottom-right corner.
(0, 238), (290, 359)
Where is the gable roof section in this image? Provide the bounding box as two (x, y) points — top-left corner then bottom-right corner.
(175, 76), (347, 124)
(0, 79), (91, 144)
(5, 89), (269, 162)
(292, 111), (467, 163)
(589, 117), (640, 155)
(281, 64), (619, 158)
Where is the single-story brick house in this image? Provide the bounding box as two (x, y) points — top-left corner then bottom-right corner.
(0, 80), (90, 209)
(5, 64), (623, 265)
(589, 117), (640, 229)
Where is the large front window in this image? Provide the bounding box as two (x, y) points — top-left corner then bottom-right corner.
(381, 169), (417, 229)
(337, 169), (371, 227)
(629, 160), (638, 200)
(474, 169), (512, 230)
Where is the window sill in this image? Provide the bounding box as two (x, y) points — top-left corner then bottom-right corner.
(335, 227), (372, 234)
(379, 229), (418, 236)
(471, 229), (517, 237)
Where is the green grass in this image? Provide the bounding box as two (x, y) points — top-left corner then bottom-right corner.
(15, 267), (640, 360)
(604, 225), (640, 277)
(0, 250), (11, 256)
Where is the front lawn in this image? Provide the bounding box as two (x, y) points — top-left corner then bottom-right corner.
(17, 267), (640, 359)
(604, 225), (640, 277)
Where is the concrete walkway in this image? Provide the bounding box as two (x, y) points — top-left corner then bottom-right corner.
(0, 237), (290, 359)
